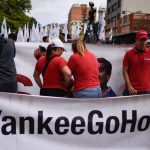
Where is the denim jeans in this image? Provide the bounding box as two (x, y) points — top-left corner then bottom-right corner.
(73, 86), (102, 98)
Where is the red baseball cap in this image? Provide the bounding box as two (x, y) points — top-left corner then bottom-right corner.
(136, 30), (148, 40)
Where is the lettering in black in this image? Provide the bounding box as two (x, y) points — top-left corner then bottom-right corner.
(55, 117), (69, 135)
(88, 110), (103, 134)
(2, 116), (16, 135)
(138, 116), (150, 131)
(106, 116), (119, 134)
(121, 110), (137, 133)
(38, 111), (53, 134)
(20, 117), (34, 134)
(71, 116), (85, 135)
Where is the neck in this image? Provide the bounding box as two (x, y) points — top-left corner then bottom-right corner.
(136, 47), (145, 52)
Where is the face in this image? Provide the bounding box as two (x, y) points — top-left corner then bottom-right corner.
(99, 63), (110, 87)
(57, 47), (64, 56)
(136, 38), (147, 50)
(59, 35), (65, 42)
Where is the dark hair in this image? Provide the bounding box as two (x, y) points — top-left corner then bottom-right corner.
(8, 33), (17, 41)
(97, 58), (112, 75)
(39, 45), (46, 52)
(46, 44), (57, 61)
(43, 36), (48, 42)
(60, 32), (65, 37)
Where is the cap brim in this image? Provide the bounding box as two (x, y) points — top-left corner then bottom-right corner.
(138, 36), (148, 40)
(60, 47), (66, 51)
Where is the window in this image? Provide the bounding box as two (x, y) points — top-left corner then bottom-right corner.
(118, 0), (121, 8)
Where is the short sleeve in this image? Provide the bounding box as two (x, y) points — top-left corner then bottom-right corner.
(35, 56), (46, 74)
(58, 57), (67, 70)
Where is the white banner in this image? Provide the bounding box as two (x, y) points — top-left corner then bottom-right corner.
(0, 92), (150, 150)
(14, 42), (132, 95)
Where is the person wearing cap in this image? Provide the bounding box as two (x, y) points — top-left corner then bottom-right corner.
(68, 39), (101, 98)
(122, 30), (150, 96)
(34, 45), (47, 60)
(33, 38), (71, 97)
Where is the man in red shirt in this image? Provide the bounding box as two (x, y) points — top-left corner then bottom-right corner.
(123, 30), (150, 95)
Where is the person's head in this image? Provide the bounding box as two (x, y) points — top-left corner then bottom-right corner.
(34, 45), (47, 60)
(135, 30), (148, 51)
(42, 36), (49, 42)
(71, 39), (86, 55)
(46, 38), (65, 61)
(8, 33), (17, 42)
(89, 1), (94, 8)
(59, 32), (65, 42)
(97, 58), (112, 88)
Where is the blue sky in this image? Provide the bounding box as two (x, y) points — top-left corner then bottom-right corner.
(29, 0), (107, 26)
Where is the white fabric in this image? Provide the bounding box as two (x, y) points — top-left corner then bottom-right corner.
(0, 92), (150, 150)
(1, 17), (8, 38)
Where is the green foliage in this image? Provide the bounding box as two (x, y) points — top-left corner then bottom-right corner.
(0, 0), (37, 32)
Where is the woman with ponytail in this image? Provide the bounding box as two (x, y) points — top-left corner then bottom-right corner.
(33, 38), (71, 97)
(68, 39), (102, 98)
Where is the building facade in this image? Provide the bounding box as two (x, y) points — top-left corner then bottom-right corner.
(98, 7), (106, 19)
(106, 0), (150, 43)
(68, 4), (89, 24)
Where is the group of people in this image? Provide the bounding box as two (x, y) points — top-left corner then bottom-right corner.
(0, 29), (150, 98)
(33, 30), (150, 98)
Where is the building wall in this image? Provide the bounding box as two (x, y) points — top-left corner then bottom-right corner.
(122, 0), (150, 17)
(106, 0), (121, 24)
(68, 4), (89, 24)
(98, 7), (106, 20)
(106, 0), (150, 24)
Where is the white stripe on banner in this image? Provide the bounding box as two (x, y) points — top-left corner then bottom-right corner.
(0, 92), (150, 150)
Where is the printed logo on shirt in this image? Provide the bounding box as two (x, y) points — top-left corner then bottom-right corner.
(144, 58), (150, 61)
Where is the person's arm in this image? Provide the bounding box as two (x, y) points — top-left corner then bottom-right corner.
(123, 66), (137, 95)
(33, 70), (42, 88)
(61, 66), (72, 87)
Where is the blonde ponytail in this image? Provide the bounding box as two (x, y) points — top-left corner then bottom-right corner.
(77, 39), (85, 56)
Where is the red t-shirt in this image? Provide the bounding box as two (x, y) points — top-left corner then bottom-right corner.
(68, 49), (100, 92)
(123, 47), (150, 92)
(35, 55), (67, 91)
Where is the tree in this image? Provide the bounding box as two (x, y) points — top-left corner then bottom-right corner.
(0, 0), (38, 32)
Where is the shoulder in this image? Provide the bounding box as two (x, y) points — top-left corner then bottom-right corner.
(37, 55), (46, 64)
(126, 47), (135, 54)
(69, 53), (78, 60)
(124, 47), (135, 58)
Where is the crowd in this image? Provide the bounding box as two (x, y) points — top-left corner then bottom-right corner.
(0, 30), (150, 98)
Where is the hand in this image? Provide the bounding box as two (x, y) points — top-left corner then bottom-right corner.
(128, 85), (137, 95)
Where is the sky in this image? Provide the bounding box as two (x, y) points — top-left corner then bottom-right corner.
(29, 0), (107, 26)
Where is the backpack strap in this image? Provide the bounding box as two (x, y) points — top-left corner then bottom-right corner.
(42, 55), (58, 77)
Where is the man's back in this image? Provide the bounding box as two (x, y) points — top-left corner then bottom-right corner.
(0, 36), (17, 93)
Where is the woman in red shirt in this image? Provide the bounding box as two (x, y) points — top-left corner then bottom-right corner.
(68, 39), (102, 98)
(33, 38), (71, 97)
